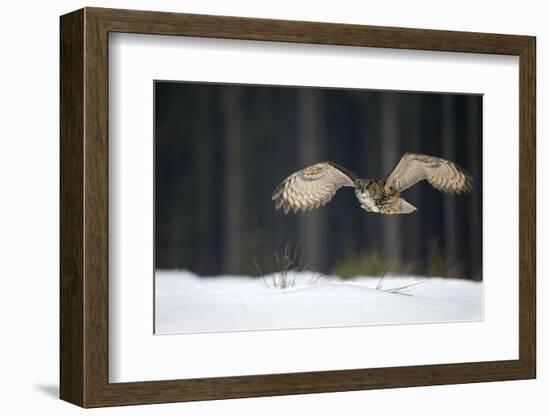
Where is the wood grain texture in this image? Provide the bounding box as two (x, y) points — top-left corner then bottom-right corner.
(59, 8), (84, 406)
(88, 7), (532, 54)
(83, 10), (110, 407)
(518, 38), (536, 376)
(59, 7), (537, 408)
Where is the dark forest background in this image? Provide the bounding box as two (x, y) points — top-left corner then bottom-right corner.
(155, 81), (482, 280)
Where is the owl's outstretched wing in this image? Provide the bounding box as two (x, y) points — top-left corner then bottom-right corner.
(272, 162), (357, 214)
(384, 153), (473, 194)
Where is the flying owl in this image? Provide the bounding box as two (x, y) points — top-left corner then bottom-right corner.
(272, 153), (473, 215)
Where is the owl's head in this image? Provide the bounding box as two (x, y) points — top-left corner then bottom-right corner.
(355, 179), (377, 195)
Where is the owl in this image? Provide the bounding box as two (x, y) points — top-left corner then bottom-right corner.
(272, 153), (473, 215)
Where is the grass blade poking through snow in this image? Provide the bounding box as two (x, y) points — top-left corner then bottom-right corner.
(249, 242), (316, 290)
(374, 261), (425, 296)
(375, 262), (393, 291)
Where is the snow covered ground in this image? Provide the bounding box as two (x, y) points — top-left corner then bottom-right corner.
(155, 270), (483, 334)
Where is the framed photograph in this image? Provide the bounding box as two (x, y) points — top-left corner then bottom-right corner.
(60, 7), (536, 408)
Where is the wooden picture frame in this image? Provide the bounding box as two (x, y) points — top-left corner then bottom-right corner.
(60, 7), (536, 408)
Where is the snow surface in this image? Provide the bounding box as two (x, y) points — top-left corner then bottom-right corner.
(155, 271), (483, 334)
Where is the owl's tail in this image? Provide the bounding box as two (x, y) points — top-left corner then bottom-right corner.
(385, 198), (417, 215)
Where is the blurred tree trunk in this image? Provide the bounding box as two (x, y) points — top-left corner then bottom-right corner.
(442, 95), (458, 275)
(222, 88), (243, 274)
(404, 98), (422, 270)
(468, 96), (482, 280)
(361, 94), (381, 257)
(298, 89), (326, 271)
(381, 94), (400, 262)
(195, 88), (214, 273)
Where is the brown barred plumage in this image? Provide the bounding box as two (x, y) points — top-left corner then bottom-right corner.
(384, 153), (473, 195)
(271, 162), (355, 214)
(272, 153), (473, 215)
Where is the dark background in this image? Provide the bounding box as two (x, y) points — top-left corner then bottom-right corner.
(155, 81), (482, 280)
